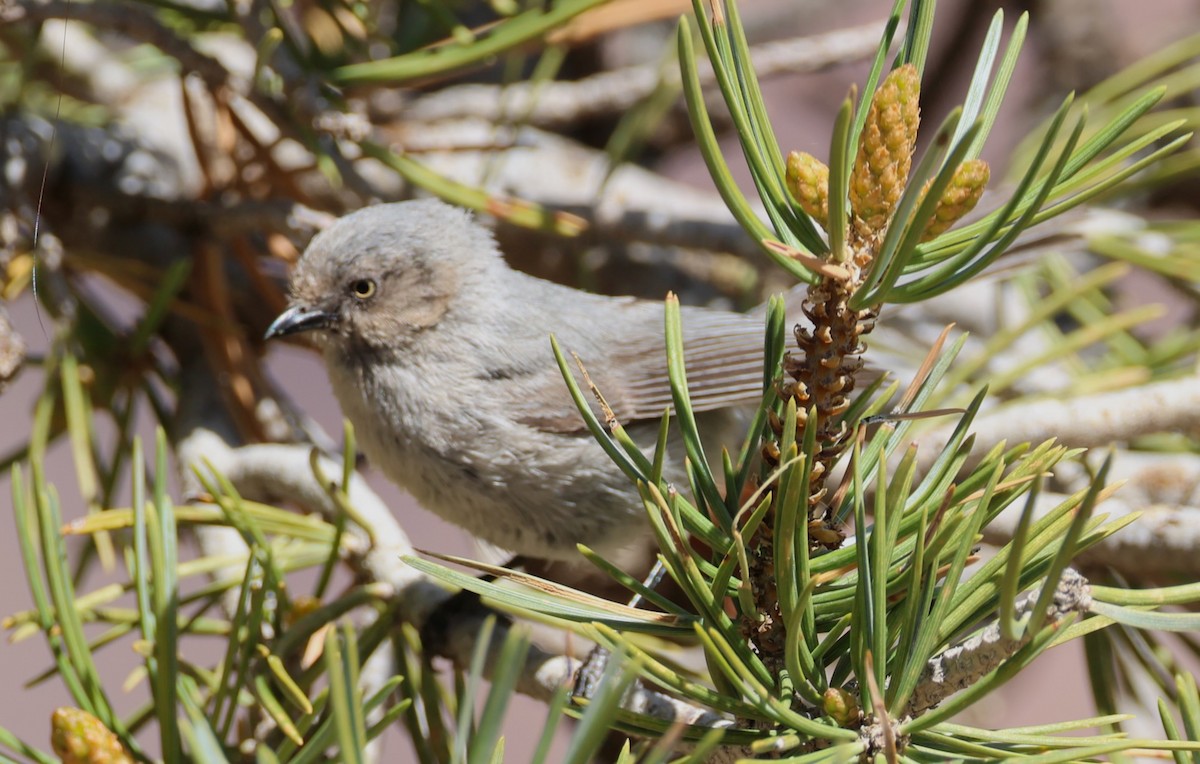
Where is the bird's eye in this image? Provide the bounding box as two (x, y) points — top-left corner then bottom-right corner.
(350, 279), (377, 299)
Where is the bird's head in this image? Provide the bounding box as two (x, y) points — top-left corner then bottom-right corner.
(265, 199), (500, 354)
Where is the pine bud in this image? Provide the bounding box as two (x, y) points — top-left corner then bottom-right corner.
(849, 64), (921, 239)
(51, 708), (134, 764)
(921, 159), (990, 241)
(823, 686), (861, 726)
(786, 151), (830, 229)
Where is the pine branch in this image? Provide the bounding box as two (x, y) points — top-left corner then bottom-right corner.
(906, 568), (1092, 716)
(402, 21), (885, 127)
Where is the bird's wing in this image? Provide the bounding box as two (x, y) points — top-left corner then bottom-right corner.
(515, 301), (768, 434)
(610, 305), (767, 420)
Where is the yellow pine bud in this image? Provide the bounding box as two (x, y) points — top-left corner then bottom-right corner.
(921, 159), (990, 241)
(785, 151), (830, 229)
(823, 686), (861, 726)
(287, 595), (322, 626)
(850, 64), (921, 238)
(51, 708), (134, 764)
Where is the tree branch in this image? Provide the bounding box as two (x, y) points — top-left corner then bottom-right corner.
(984, 486), (1200, 580)
(393, 118), (765, 258)
(906, 568), (1092, 716)
(917, 376), (1200, 471)
(400, 21), (883, 127)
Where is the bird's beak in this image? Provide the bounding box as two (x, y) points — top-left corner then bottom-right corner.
(264, 304), (336, 340)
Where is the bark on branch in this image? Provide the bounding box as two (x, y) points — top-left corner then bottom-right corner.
(402, 21), (885, 127)
(906, 568), (1092, 716)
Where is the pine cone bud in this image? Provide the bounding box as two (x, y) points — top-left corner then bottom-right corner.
(785, 151), (830, 229)
(823, 686), (861, 726)
(51, 708), (134, 764)
(920, 159), (990, 241)
(287, 595), (322, 626)
(849, 64), (920, 239)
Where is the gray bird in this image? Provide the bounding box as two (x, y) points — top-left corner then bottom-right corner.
(265, 199), (769, 563)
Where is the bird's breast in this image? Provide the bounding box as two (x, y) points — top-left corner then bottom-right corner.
(322, 354), (642, 560)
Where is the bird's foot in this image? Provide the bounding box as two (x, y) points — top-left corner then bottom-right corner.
(419, 587), (510, 657)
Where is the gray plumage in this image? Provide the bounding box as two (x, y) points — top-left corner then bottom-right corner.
(267, 199), (767, 561)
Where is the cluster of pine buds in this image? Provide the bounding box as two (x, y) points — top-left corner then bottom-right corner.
(785, 64), (990, 258)
(766, 64), (991, 549)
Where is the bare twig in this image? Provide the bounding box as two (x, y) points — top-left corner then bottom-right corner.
(917, 376), (1200, 471)
(906, 568), (1092, 716)
(401, 21), (886, 127)
(984, 484), (1200, 579)
(390, 118), (764, 258)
